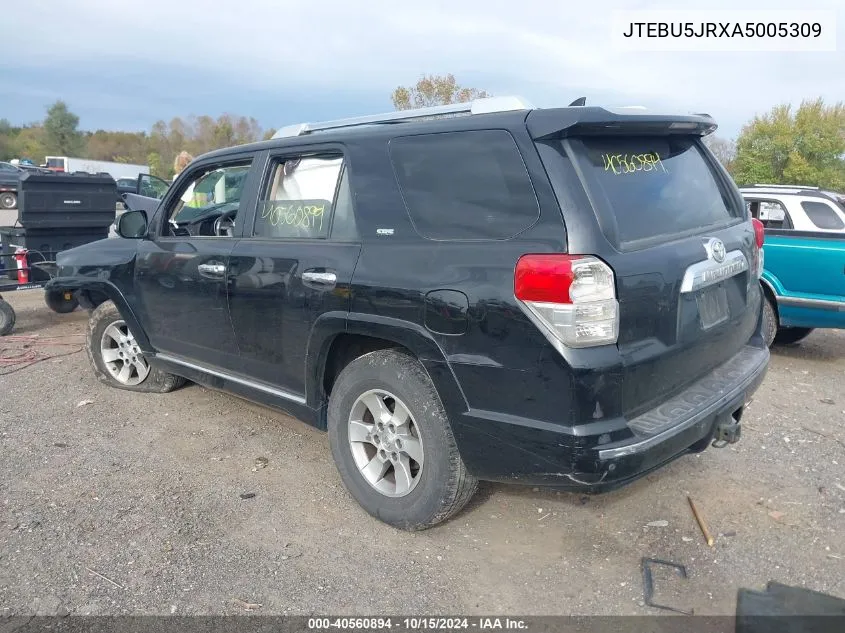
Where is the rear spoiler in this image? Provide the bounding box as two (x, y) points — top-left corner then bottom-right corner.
(526, 107), (718, 140)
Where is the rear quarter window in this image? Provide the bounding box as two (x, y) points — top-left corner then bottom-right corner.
(800, 200), (845, 230)
(389, 130), (539, 241)
(569, 136), (740, 248)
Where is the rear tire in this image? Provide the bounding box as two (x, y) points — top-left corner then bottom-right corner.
(0, 192), (16, 209)
(86, 300), (185, 393)
(774, 327), (814, 346)
(0, 298), (15, 336)
(761, 294), (778, 348)
(44, 289), (79, 314)
(327, 349), (478, 531)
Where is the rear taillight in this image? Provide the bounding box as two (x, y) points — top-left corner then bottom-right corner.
(752, 218), (765, 249)
(514, 254), (619, 349)
(751, 218), (765, 278)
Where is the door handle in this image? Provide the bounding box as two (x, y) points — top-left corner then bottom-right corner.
(302, 270), (337, 288)
(198, 262), (226, 278)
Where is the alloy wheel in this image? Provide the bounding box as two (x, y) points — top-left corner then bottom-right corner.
(100, 320), (150, 385)
(348, 389), (424, 497)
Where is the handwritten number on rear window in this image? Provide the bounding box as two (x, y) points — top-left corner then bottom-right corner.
(601, 153), (667, 176)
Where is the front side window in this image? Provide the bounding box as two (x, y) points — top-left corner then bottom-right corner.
(163, 161), (251, 237)
(253, 155), (344, 239)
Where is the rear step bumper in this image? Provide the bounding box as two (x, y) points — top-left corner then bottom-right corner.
(453, 343), (769, 489)
(597, 345), (768, 461)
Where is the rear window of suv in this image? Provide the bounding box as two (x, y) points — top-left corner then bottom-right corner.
(389, 130), (539, 241)
(569, 136), (740, 248)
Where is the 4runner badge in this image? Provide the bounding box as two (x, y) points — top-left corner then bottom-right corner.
(704, 238), (726, 263)
(377, 228), (394, 236)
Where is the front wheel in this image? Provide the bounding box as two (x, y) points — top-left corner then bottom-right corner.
(86, 301), (185, 393)
(327, 349), (478, 531)
(0, 298), (15, 336)
(774, 327), (814, 346)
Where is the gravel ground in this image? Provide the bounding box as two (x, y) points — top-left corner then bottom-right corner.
(0, 289), (843, 617)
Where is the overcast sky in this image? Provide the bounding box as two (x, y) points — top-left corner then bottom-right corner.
(1, 0), (842, 140)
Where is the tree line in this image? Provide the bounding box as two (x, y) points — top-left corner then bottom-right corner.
(2, 75), (844, 190)
(0, 101), (274, 179)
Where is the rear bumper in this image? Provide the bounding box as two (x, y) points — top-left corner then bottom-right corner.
(451, 342), (769, 489)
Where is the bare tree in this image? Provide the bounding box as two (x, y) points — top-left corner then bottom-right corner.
(703, 135), (737, 172)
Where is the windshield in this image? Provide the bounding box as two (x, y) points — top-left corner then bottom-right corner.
(569, 135), (740, 247)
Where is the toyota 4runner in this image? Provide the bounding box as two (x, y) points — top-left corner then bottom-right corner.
(46, 96), (770, 530)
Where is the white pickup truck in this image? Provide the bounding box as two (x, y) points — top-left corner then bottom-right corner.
(44, 156), (150, 182)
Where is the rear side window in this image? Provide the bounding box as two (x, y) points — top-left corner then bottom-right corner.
(570, 136), (740, 247)
(389, 130), (539, 240)
(801, 200), (845, 230)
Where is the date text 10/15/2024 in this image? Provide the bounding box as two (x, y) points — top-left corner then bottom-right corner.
(307, 617), (529, 631)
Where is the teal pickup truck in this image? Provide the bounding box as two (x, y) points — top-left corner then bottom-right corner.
(741, 186), (845, 346)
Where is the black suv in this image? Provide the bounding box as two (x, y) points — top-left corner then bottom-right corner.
(47, 96), (770, 530)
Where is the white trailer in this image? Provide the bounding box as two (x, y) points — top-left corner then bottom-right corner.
(44, 156), (150, 181)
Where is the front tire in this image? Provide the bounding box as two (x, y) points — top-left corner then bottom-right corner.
(761, 294), (778, 348)
(327, 349), (478, 531)
(0, 298), (15, 336)
(86, 301), (185, 393)
(774, 327), (814, 346)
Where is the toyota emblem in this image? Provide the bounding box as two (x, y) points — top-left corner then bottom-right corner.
(705, 238), (726, 263)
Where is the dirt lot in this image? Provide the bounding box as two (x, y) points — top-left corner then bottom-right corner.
(1, 289), (843, 616)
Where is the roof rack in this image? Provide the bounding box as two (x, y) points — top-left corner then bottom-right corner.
(743, 184), (821, 190)
(272, 95), (535, 139)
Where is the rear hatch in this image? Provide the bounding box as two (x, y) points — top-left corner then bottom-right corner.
(531, 114), (761, 418)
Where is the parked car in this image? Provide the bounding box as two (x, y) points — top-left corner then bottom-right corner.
(740, 185), (845, 345)
(116, 177), (139, 201)
(0, 161), (21, 209)
(739, 185), (845, 233)
(45, 97), (770, 530)
(15, 162), (51, 175)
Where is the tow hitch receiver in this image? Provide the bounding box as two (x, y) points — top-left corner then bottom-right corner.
(712, 408), (743, 448)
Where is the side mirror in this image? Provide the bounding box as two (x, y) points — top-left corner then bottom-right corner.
(116, 210), (148, 239)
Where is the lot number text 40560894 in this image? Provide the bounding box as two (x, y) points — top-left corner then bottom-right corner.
(307, 617), (529, 631)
